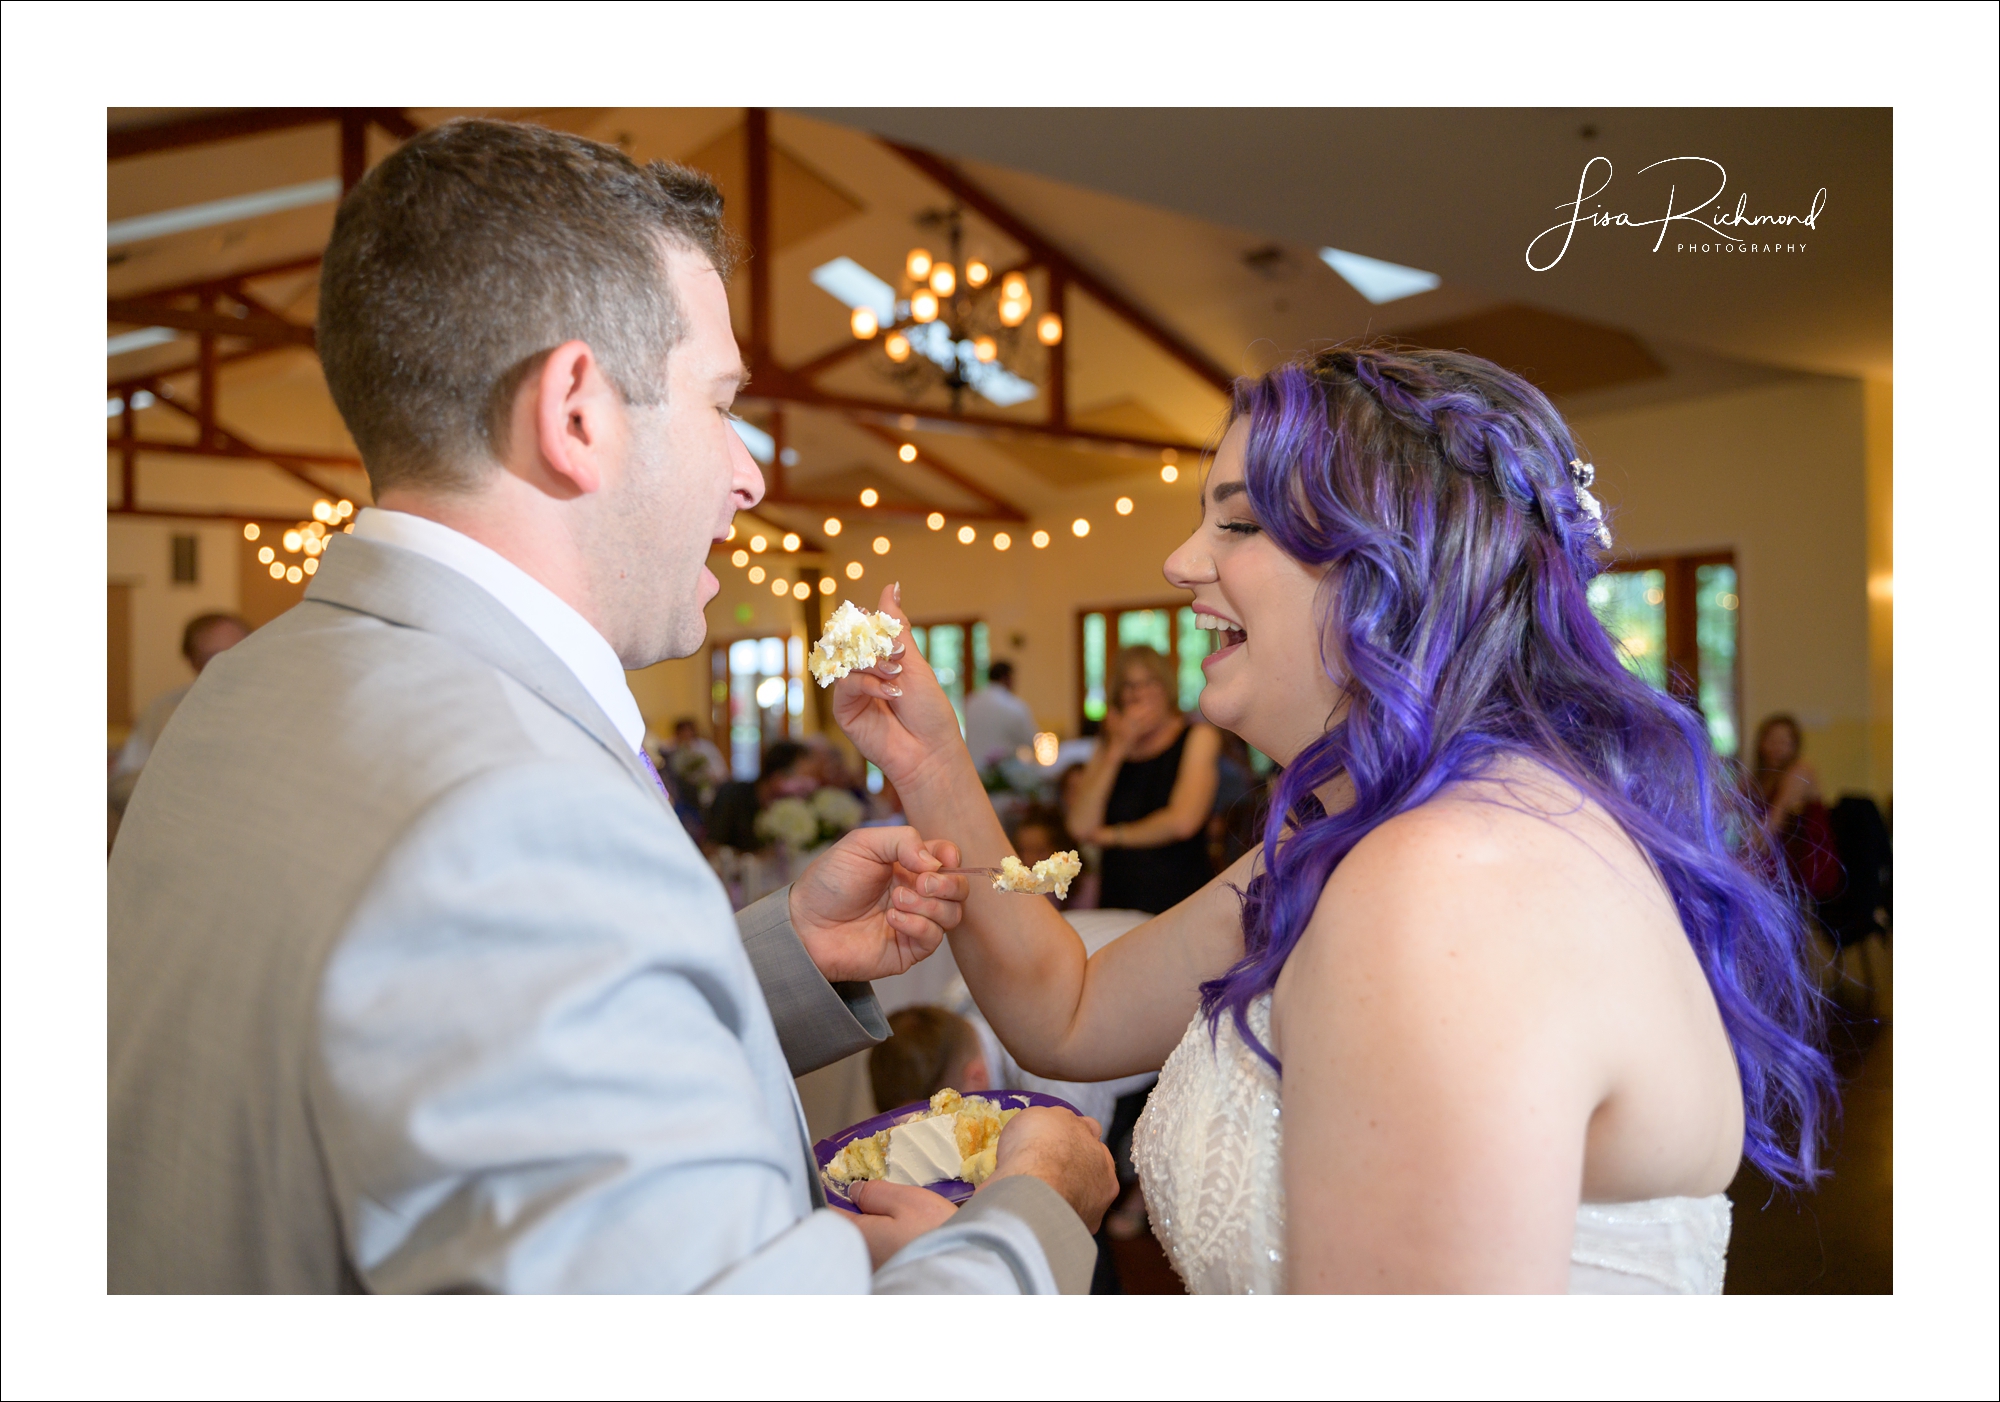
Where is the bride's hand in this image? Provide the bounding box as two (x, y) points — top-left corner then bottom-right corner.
(830, 583), (974, 791)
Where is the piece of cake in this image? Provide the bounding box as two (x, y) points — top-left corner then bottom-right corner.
(808, 600), (903, 686)
(991, 851), (1082, 899)
(824, 1091), (1024, 1189)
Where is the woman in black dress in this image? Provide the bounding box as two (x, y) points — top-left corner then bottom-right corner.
(1066, 645), (1222, 914)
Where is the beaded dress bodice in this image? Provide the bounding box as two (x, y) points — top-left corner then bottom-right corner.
(1130, 996), (1731, 1294)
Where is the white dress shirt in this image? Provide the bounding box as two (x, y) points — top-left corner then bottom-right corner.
(351, 508), (646, 752)
(963, 683), (1039, 769)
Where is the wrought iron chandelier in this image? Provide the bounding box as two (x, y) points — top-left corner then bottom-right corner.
(847, 206), (1063, 413)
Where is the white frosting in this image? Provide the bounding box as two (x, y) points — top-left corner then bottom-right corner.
(809, 601), (903, 686)
(884, 1114), (964, 1186)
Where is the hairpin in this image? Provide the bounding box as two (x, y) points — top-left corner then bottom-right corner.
(1568, 459), (1612, 550)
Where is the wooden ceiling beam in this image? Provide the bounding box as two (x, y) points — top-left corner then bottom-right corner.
(108, 108), (417, 160)
(116, 253), (326, 305)
(108, 296), (315, 349)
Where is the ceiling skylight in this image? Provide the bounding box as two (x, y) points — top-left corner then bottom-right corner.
(810, 257), (897, 324)
(1318, 247), (1442, 304)
(108, 327), (179, 357)
(731, 417), (776, 465)
(108, 177), (344, 248)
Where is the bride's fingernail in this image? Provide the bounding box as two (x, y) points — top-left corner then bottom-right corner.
(882, 683), (903, 697)
(893, 581), (902, 604)
(877, 662), (902, 675)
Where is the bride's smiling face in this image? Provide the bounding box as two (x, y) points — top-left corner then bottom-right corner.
(1164, 418), (1344, 765)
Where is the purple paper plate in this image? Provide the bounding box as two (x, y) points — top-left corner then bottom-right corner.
(814, 1090), (1081, 1213)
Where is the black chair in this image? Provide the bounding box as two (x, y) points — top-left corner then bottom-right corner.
(1816, 793), (1893, 1017)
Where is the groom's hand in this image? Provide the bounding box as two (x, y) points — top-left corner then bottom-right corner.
(789, 827), (969, 983)
(981, 1106), (1119, 1233)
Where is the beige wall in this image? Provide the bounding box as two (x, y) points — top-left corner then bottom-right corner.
(107, 517), (243, 738)
(1571, 376), (1883, 799)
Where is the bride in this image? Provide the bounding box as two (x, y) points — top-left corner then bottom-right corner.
(833, 346), (1834, 1292)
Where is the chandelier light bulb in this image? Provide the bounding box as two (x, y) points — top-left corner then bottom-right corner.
(872, 536), (892, 555)
(885, 332), (912, 363)
(906, 248), (933, 281)
(1116, 496), (1135, 515)
(1031, 529), (1051, 548)
(850, 306), (879, 339)
(860, 487), (880, 507)
(965, 259), (991, 288)
(845, 561), (865, 579)
(749, 565), (766, 583)
(926, 512), (945, 530)
(1036, 313), (1064, 346)
(929, 262), (956, 297)
(956, 525), (976, 544)
(750, 535), (767, 553)
(782, 533), (801, 552)
(972, 335), (998, 362)
(1071, 518), (1091, 538)
(899, 442), (919, 463)
(823, 517), (842, 536)
(1001, 272), (1029, 302)
(998, 299), (1026, 328)
(243, 523), (260, 541)
(819, 576), (836, 595)
(993, 532), (1011, 551)
(911, 289), (939, 323)
(732, 549), (749, 567)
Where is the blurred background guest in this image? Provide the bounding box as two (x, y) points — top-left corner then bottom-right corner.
(657, 717), (726, 805)
(869, 1005), (991, 1112)
(1748, 712), (1842, 905)
(963, 659), (1038, 771)
(109, 612), (250, 823)
(1064, 645), (1220, 914)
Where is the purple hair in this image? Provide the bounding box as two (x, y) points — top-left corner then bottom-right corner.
(1199, 345), (1835, 1186)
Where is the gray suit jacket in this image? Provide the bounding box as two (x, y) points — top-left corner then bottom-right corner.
(108, 533), (1093, 1294)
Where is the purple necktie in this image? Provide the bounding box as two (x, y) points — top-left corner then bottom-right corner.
(640, 750), (673, 806)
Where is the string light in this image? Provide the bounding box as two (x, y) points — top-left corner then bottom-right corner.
(749, 565), (766, 583)
(899, 443), (919, 463)
(731, 549), (749, 567)
(819, 575), (837, 595)
(772, 578), (790, 597)
(750, 535), (768, 553)
(823, 517), (842, 536)
(335, 500), (354, 518)
(957, 525), (976, 544)
(285, 566), (303, 584)
(268, 562), (285, 579)
(726, 524), (738, 541)
(282, 530), (302, 552)
(1031, 530), (1051, 548)
(257, 546), (275, 565)
(1072, 518), (1091, 538)
(872, 537), (891, 555)
(303, 558), (318, 576)
(242, 523), (260, 541)
(993, 532), (1012, 551)
(926, 512), (945, 530)
(782, 533), (801, 552)
(845, 561), (865, 579)
(1161, 464), (1179, 483)
(1116, 497), (1134, 515)
(792, 581), (811, 600)
(860, 488), (880, 507)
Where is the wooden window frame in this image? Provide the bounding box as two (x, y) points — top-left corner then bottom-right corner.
(1604, 549), (1739, 742)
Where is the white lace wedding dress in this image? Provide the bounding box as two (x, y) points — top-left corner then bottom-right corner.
(1131, 995), (1731, 1294)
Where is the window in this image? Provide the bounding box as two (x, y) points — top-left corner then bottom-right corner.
(1077, 602), (1217, 728)
(906, 619), (987, 732)
(710, 633), (806, 779)
(1586, 550), (1740, 755)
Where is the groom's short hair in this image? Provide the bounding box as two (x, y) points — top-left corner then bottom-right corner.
(317, 118), (738, 496)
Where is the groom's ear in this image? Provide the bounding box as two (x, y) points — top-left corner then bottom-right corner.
(516, 339), (622, 499)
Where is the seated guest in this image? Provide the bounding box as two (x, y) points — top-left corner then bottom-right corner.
(870, 1005), (991, 1112)
(109, 611), (249, 817)
(108, 117), (1112, 1295)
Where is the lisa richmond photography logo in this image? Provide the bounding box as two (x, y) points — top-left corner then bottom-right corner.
(1526, 156), (1827, 270)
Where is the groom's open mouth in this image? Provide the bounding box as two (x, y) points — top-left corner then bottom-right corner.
(1192, 607), (1247, 665)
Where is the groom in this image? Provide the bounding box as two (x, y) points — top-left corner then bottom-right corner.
(107, 118), (1113, 1293)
